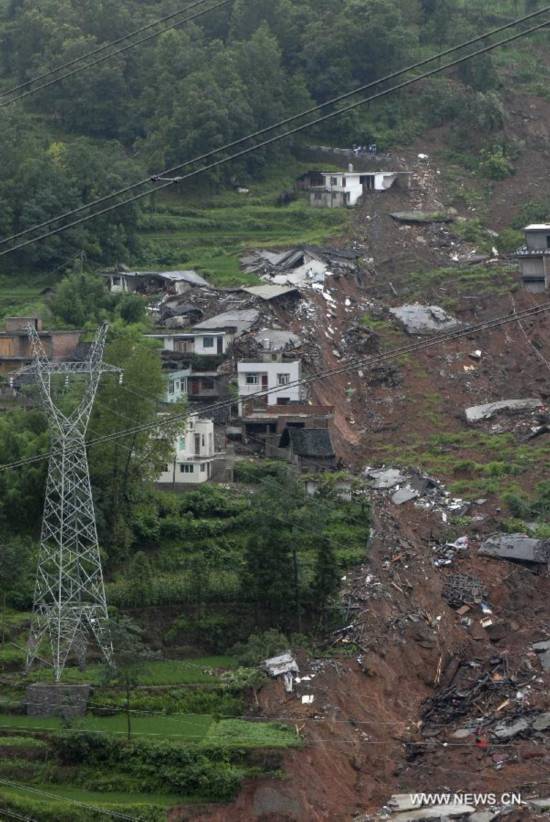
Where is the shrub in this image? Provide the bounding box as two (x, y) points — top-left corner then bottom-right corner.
(231, 629), (290, 667)
(479, 146), (514, 180)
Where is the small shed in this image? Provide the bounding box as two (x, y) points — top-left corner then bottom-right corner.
(279, 427), (336, 472)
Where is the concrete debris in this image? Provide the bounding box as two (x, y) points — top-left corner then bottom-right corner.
(193, 309), (260, 336)
(478, 533), (550, 565)
(366, 468), (407, 489)
(263, 651), (299, 679)
(529, 798), (550, 811)
(465, 398), (543, 423)
(389, 210), (455, 224)
(301, 694), (315, 705)
(442, 574), (486, 609)
(390, 803), (476, 821)
(533, 640), (550, 672)
(389, 304), (460, 335)
(241, 245), (361, 288)
(391, 485), (420, 505)
(240, 285), (300, 301)
(432, 536), (469, 567)
(253, 328), (302, 352)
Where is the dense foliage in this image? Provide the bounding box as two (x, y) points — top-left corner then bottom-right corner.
(0, 0), (536, 271)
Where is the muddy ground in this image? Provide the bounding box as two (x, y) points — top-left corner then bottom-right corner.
(171, 94), (550, 821)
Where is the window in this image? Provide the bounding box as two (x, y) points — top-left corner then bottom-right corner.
(277, 373), (290, 386)
(546, 235), (550, 249)
(201, 435), (205, 446)
(245, 374), (259, 385)
(112, 276), (121, 286)
(342, 177), (346, 188)
(162, 464), (169, 473)
(330, 176), (338, 186)
(178, 436), (186, 450)
(168, 381), (175, 394)
(202, 336), (215, 348)
(179, 463), (194, 473)
(276, 397), (290, 405)
(201, 463), (206, 472)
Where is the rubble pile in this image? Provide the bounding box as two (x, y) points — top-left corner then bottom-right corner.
(464, 399), (546, 436)
(240, 245), (363, 287)
(365, 467), (469, 519)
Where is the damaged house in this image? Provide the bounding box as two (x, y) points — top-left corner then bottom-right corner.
(0, 317), (83, 376)
(101, 269), (209, 295)
(240, 245), (359, 286)
(515, 224), (550, 292)
(297, 164), (411, 208)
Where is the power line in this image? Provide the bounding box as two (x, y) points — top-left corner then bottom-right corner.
(0, 778), (138, 821)
(2, 300), (549, 473)
(0, 0), (231, 110)
(0, 0), (225, 101)
(1, 5), (550, 252)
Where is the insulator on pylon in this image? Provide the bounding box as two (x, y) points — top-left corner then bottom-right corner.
(119, 373), (124, 385)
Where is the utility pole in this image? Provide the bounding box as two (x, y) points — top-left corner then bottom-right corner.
(23, 323), (121, 682)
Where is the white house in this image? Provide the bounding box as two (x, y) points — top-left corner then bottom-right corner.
(237, 360), (303, 416)
(157, 417), (218, 486)
(165, 368), (191, 403)
(300, 166), (411, 208)
(147, 330), (228, 356)
(515, 224), (550, 292)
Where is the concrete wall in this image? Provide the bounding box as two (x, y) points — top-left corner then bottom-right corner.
(157, 418), (216, 486)
(525, 230), (550, 252)
(237, 361), (302, 414)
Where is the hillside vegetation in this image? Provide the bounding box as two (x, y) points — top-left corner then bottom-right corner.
(0, 0), (544, 275)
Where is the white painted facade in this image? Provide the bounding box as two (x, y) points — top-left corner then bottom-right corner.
(309, 170), (404, 208)
(147, 331), (228, 355)
(157, 417), (217, 486)
(237, 360), (302, 415)
(165, 369), (191, 403)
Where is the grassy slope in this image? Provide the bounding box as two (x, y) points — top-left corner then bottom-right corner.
(135, 160), (349, 285)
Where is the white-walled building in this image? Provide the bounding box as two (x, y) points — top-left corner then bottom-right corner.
(147, 330), (228, 356)
(237, 360), (303, 416)
(165, 369), (191, 403)
(299, 167), (411, 208)
(515, 224), (550, 292)
(157, 417), (218, 486)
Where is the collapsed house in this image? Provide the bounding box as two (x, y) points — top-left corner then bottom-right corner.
(101, 268), (209, 295)
(240, 245), (360, 286)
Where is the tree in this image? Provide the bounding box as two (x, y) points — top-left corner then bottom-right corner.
(88, 325), (185, 561)
(101, 613), (157, 740)
(311, 536), (340, 627)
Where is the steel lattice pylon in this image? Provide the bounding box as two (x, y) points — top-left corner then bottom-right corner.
(24, 323), (121, 681)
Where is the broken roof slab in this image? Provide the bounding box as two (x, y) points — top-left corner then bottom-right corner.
(478, 533), (550, 564)
(193, 309), (260, 335)
(389, 304), (460, 335)
(465, 398), (543, 423)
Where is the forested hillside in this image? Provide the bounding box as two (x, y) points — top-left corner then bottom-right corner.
(0, 0), (539, 272)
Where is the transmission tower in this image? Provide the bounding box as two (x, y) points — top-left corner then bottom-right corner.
(24, 323), (121, 681)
